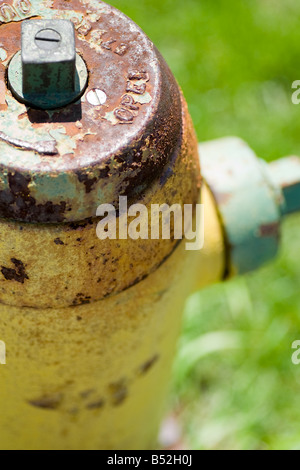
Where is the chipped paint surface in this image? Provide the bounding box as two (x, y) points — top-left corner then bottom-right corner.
(0, 93), (201, 308)
(0, 0), (206, 451)
(0, 0), (183, 223)
(0, 48), (7, 61)
(0, 130), (58, 155)
(0, 237), (195, 449)
(0, 186), (224, 450)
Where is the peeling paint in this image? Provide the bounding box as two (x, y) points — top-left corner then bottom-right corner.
(0, 48), (7, 61)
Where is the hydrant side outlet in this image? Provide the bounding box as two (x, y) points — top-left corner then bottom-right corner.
(199, 138), (281, 276)
(200, 137), (300, 276)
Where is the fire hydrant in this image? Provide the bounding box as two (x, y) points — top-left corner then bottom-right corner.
(0, 0), (299, 450)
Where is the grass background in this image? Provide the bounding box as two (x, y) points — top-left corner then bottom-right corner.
(109, 0), (300, 450)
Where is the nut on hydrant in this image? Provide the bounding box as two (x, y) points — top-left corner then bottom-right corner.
(0, 0), (299, 451)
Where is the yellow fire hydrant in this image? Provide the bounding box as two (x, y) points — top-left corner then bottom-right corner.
(0, 0), (299, 450)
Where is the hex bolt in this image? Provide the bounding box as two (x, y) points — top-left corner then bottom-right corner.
(34, 29), (62, 51)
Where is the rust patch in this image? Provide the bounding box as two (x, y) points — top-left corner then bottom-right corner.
(259, 222), (280, 238)
(72, 293), (91, 305)
(86, 399), (105, 410)
(0, 2), (185, 223)
(54, 238), (64, 245)
(76, 171), (98, 194)
(0, 172), (67, 223)
(68, 219), (94, 231)
(28, 394), (62, 410)
(1, 258), (29, 284)
(139, 354), (159, 375)
(80, 389), (96, 399)
(109, 379), (128, 406)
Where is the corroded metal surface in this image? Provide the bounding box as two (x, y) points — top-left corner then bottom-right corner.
(0, 186), (223, 450)
(0, 0), (183, 222)
(0, 0), (205, 451)
(0, 185), (224, 450)
(0, 0), (201, 308)
(0, 94), (201, 308)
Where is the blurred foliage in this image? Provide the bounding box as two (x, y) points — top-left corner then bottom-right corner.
(109, 0), (300, 449)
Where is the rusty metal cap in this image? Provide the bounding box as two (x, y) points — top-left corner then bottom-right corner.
(0, 0), (182, 223)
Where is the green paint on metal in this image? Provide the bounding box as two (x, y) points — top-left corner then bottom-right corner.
(200, 138), (282, 276)
(29, 172), (77, 202)
(129, 92), (152, 105)
(0, 0), (84, 25)
(268, 156), (300, 216)
(0, 96), (78, 167)
(0, 48), (7, 61)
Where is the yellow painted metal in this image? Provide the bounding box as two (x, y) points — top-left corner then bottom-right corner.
(193, 183), (226, 291)
(0, 88), (225, 449)
(0, 96), (200, 309)
(0, 183), (224, 450)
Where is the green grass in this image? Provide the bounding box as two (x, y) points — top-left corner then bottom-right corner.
(109, 0), (300, 450)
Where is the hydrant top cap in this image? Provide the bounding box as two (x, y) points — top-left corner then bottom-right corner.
(0, 0), (182, 223)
